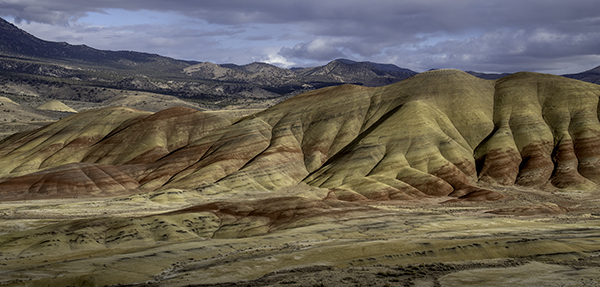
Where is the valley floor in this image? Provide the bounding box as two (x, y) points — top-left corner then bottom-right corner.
(0, 186), (599, 286)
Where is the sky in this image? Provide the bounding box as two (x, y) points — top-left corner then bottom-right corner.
(1, 0), (600, 74)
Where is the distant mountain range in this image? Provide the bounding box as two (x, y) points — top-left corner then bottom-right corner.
(563, 66), (600, 84)
(0, 17), (419, 108)
(0, 16), (599, 110)
(468, 67), (600, 83)
(0, 17), (194, 68)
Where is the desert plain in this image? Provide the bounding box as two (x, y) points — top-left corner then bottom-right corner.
(1, 184), (599, 286)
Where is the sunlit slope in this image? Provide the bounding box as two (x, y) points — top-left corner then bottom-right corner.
(36, 100), (77, 113)
(303, 69), (496, 200)
(146, 84), (376, 192)
(1, 70), (600, 201)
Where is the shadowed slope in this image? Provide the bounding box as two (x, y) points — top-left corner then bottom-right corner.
(135, 84), (375, 192)
(0, 107), (152, 177)
(83, 106), (231, 165)
(0, 163), (143, 200)
(475, 72), (600, 189)
(0, 106), (231, 198)
(1, 71), (600, 201)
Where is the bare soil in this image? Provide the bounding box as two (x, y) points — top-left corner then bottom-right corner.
(0, 185), (599, 287)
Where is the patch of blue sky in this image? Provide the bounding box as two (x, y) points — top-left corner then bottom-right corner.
(81, 9), (296, 51)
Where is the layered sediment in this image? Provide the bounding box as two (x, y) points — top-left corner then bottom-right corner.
(1, 70), (600, 201)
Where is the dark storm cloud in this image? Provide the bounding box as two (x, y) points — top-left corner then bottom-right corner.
(1, 0), (599, 73)
(5, 0), (598, 33)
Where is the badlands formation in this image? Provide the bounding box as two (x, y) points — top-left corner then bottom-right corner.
(35, 100), (77, 113)
(0, 70), (599, 286)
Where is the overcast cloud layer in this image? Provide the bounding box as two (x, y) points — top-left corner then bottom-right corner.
(1, 0), (599, 74)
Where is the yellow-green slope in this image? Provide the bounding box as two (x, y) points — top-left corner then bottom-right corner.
(1, 70), (600, 201)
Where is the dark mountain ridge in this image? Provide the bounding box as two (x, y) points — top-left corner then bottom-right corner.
(0, 17), (196, 68)
(563, 65), (600, 84)
(292, 59), (417, 86)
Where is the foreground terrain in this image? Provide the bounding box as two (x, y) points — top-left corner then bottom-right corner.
(1, 70), (600, 286)
(0, 187), (599, 286)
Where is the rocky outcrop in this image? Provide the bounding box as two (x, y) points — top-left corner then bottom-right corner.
(1, 70), (600, 201)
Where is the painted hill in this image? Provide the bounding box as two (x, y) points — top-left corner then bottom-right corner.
(2, 69), (600, 287)
(1, 70), (599, 202)
(36, 99), (77, 112)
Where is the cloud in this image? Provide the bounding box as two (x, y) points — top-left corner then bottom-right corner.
(1, 0), (600, 73)
(407, 28), (600, 73)
(5, 1), (598, 33)
(279, 37), (350, 61)
(261, 50), (297, 68)
(0, 0), (97, 25)
(244, 35), (273, 41)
